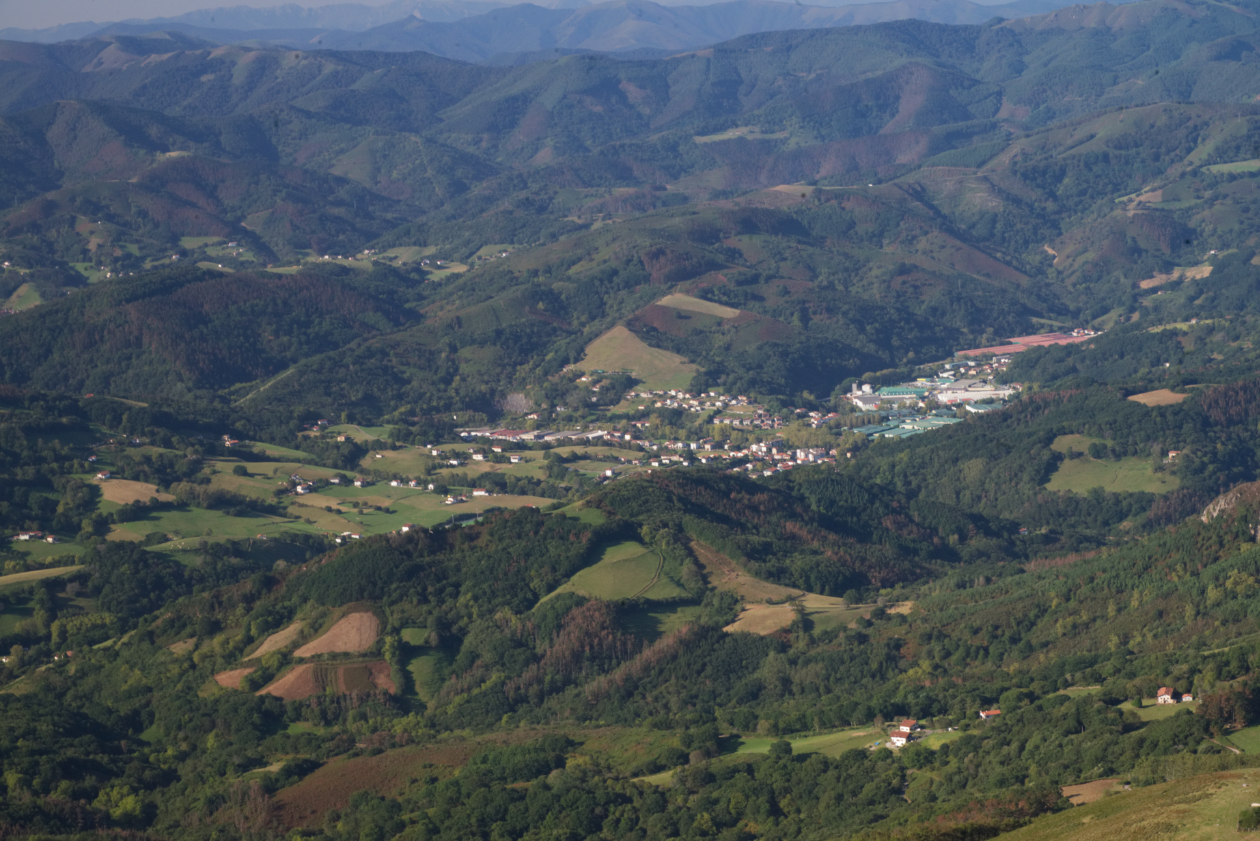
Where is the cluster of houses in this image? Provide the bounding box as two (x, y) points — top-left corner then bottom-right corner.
(1157, 687), (1194, 705)
(291, 474), (374, 494)
(460, 428), (624, 444)
(9, 531), (60, 543)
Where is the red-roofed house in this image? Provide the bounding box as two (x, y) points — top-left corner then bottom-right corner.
(979, 709), (1001, 720)
(1157, 687), (1177, 705)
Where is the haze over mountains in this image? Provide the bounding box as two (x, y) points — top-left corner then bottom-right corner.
(1, 0), (1260, 416)
(0, 0), (1099, 60)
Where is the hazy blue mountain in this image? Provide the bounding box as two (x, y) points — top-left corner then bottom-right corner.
(0, 0), (1085, 57)
(306, 0), (1074, 59)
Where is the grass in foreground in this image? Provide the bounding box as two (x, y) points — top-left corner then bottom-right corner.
(1000, 767), (1260, 841)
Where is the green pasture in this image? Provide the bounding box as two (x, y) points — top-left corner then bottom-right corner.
(404, 645), (451, 702)
(1045, 456), (1178, 495)
(326, 424), (392, 441)
(548, 541), (684, 602)
(581, 326), (698, 391)
(1118, 699), (1198, 721)
(1058, 686), (1101, 698)
(380, 246), (435, 264)
(1205, 159), (1260, 173)
(3, 283), (42, 311)
(735, 728), (880, 758)
(1220, 724), (1260, 753)
(110, 505), (313, 546)
(7, 541), (85, 564)
(179, 236), (225, 249)
(248, 442), (321, 461)
(0, 565), (84, 592)
(619, 604), (703, 642)
(558, 504), (608, 525)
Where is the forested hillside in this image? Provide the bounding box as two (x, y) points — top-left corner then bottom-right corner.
(3, 0), (1260, 415)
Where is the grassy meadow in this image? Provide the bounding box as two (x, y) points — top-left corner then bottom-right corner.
(547, 541), (683, 601)
(580, 326), (698, 391)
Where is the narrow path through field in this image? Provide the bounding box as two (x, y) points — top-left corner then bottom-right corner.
(234, 366), (299, 406)
(631, 551), (665, 598)
(1210, 738), (1241, 754)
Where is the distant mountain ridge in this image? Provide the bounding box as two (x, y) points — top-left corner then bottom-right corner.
(0, 0), (1094, 62)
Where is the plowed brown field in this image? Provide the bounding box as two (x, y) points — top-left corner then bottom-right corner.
(257, 660), (394, 701)
(246, 621), (304, 659)
(294, 612), (380, 657)
(99, 479), (175, 505)
(214, 668), (255, 689)
(275, 744), (476, 827)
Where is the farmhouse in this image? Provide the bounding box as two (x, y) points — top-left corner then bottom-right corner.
(472, 489), (488, 497)
(1182, 693), (1194, 702)
(890, 731), (912, 747)
(900, 720), (921, 731)
(12, 531), (43, 541)
(979, 709), (1001, 720)
(95, 471), (111, 480)
(1157, 687), (1177, 704)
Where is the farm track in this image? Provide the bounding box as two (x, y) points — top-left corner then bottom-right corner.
(630, 551), (665, 598)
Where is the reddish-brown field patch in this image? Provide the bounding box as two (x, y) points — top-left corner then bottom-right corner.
(294, 612), (380, 657)
(338, 661), (396, 694)
(257, 660), (394, 701)
(275, 744), (476, 827)
(214, 667), (255, 689)
(247, 621), (304, 659)
(258, 664), (322, 700)
(99, 479), (175, 505)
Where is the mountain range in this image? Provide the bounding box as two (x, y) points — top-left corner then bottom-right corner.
(0, 0), (1101, 61)
(0, 0), (1259, 417)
